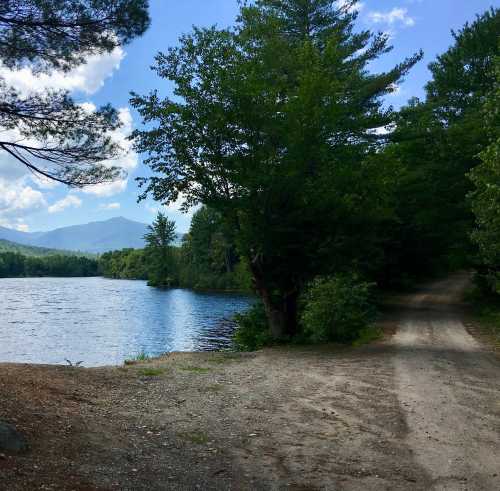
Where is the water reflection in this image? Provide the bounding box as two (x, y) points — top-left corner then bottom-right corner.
(0, 277), (252, 367)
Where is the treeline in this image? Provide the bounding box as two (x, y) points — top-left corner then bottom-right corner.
(127, 2), (500, 344)
(80, 3), (500, 346)
(100, 207), (252, 291)
(0, 252), (99, 278)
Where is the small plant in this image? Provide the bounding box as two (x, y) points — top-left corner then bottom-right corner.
(65, 359), (83, 367)
(178, 431), (209, 444)
(233, 302), (273, 351)
(124, 351), (150, 365)
(301, 273), (377, 344)
(351, 326), (383, 347)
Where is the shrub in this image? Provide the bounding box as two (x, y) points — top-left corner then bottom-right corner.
(301, 273), (377, 343)
(233, 302), (273, 351)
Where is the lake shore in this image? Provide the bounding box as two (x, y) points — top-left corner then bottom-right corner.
(1, 344), (418, 491)
(1, 276), (500, 490)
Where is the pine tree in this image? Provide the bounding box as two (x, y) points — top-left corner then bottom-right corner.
(0, 0), (150, 185)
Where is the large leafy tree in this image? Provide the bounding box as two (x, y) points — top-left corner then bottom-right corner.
(0, 0), (150, 185)
(468, 53), (500, 286)
(385, 8), (499, 279)
(131, 0), (421, 337)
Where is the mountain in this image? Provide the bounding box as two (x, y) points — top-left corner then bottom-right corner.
(0, 239), (95, 257)
(0, 217), (150, 254)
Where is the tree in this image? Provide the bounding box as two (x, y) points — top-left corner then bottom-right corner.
(144, 212), (177, 287)
(180, 206), (247, 290)
(468, 52), (500, 289)
(383, 8), (500, 280)
(131, 0), (421, 338)
(0, 0), (150, 185)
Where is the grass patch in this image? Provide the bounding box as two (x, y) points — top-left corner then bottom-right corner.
(124, 351), (150, 365)
(178, 431), (209, 444)
(352, 325), (383, 347)
(179, 366), (211, 374)
(138, 367), (166, 377)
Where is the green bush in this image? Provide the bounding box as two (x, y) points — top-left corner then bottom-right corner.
(300, 274), (377, 343)
(233, 302), (273, 351)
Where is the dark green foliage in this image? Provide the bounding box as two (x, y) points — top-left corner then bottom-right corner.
(426, 8), (499, 119)
(300, 274), (377, 343)
(380, 8), (500, 284)
(468, 51), (500, 292)
(131, 0), (421, 338)
(99, 248), (150, 280)
(465, 280), (500, 345)
(0, 0), (150, 185)
(0, 252), (99, 277)
(0, 0), (150, 72)
(143, 212), (177, 287)
(99, 208), (252, 291)
(233, 302), (273, 351)
(179, 207), (251, 291)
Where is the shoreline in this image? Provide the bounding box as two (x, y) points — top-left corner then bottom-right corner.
(1, 276), (499, 490)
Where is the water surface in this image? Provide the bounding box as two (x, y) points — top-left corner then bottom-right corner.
(0, 277), (252, 366)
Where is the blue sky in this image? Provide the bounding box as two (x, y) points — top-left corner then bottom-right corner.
(0, 0), (497, 233)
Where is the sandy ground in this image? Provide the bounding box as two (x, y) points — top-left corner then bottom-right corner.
(0, 273), (499, 490)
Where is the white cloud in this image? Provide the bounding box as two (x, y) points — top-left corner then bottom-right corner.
(80, 107), (138, 197)
(0, 217), (30, 232)
(100, 202), (121, 210)
(146, 193), (186, 215)
(48, 194), (82, 214)
(368, 123), (397, 136)
(81, 175), (128, 198)
(0, 47), (125, 97)
(367, 8), (415, 27)
(0, 178), (47, 229)
(15, 223), (30, 232)
(0, 45), (131, 227)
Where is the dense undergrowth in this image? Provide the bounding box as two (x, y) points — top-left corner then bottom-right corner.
(465, 276), (500, 347)
(233, 273), (381, 351)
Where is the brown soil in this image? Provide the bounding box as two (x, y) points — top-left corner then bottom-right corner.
(1, 273), (499, 490)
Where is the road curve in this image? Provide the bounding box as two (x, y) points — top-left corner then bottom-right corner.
(392, 273), (500, 490)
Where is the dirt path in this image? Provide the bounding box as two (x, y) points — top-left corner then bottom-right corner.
(0, 274), (499, 490)
(392, 274), (500, 490)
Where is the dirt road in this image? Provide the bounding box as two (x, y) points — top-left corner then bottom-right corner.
(392, 274), (500, 490)
(0, 274), (499, 490)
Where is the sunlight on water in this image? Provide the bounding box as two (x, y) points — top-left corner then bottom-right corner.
(0, 277), (252, 367)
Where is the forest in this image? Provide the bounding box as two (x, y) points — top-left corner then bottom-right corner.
(0, 252), (99, 278)
(99, 207), (251, 290)
(105, 4), (500, 346)
(1, 0), (498, 348)
(0, 3), (499, 487)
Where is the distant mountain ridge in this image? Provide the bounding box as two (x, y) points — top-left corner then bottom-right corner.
(0, 239), (95, 257)
(0, 217), (154, 254)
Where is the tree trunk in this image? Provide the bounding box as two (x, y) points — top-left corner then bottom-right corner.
(249, 257), (299, 339)
(260, 287), (287, 339)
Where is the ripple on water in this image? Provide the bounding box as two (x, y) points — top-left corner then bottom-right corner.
(0, 277), (252, 367)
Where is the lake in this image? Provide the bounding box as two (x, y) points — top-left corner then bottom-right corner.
(0, 277), (252, 367)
